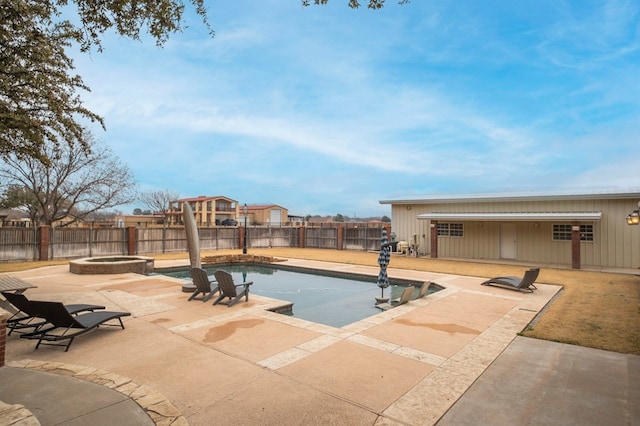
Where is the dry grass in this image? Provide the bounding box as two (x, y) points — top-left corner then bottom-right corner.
(2, 248), (639, 354)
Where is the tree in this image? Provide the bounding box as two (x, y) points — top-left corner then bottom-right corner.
(381, 215), (391, 222)
(1, 1), (211, 164)
(302, 0), (410, 9)
(334, 213), (345, 222)
(138, 189), (179, 221)
(0, 184), (42, 226)
(0, 130), (137, 227)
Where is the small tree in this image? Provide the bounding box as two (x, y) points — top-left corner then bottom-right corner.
(381, 215), (391, 222)
(138, 189), (180, 223)
(0, 130), (137, 227)
(334, 213), (345, 222)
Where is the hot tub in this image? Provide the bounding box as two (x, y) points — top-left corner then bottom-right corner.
(69, 256), (154, 275)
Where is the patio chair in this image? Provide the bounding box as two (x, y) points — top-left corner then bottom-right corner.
(188, 267), (219, 302)
(415, 281), (432, 299)
(20, 301), (131, 351)
(1, 291), (105, 336)
(481, 268), (540, 293)
(212, 271), (253, 307)
(377, 285), (415, 311)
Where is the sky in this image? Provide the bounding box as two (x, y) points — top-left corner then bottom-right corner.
(70, 0), (640, 217)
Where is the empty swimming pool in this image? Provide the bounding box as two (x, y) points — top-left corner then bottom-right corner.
(160, 264), (437, 328)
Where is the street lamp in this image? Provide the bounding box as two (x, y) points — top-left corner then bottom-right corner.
(627, 201), (640, 225)
(243, 203), (248, 254)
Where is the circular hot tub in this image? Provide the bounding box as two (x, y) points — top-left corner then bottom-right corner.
(69, 256), (154, 275)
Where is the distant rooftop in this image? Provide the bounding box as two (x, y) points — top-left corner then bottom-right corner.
(379, 189), (640, 205)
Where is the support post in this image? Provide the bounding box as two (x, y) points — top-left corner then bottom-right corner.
(571, 221), (581, 269)
(430, 221), (438, 258)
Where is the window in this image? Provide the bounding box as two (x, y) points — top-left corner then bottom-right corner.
(437, 222), (464, 237)
(579, 224), (594, 241)
(552, 224), (594, 242)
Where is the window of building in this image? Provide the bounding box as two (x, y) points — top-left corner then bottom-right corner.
(437, 222), (464, 237)
(552, 224), (594, 242)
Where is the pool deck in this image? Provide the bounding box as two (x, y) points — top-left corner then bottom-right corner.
(1, 258), (638, 425)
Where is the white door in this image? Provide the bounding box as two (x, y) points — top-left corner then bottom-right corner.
(500, 223), (517, 259)
(270, 209), (281, 225)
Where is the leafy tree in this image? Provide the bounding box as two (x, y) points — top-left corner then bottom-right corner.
(0, 184), (42, 226)
(1, 0), (211, 164)
(302, 0), (410, 9)
(334, 213), (345, 222)
(0, 130), (137, 227)
(381, 215), (391, 222)
(133, 208), (143, 215)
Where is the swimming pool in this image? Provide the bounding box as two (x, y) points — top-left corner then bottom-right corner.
(160, 264), (439, 328)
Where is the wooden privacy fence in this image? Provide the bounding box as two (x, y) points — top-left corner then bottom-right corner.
(0, 224), (390, 262)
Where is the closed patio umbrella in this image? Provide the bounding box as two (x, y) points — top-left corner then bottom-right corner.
(377, 228), (391, 299)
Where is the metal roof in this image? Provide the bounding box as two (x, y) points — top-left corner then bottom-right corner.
(416, 212), (602, 221)
(379, 190), (640, 205)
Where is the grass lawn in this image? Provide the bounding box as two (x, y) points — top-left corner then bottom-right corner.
(2, 247), (639, 354)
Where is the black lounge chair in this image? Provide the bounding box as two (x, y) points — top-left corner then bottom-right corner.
(20, 301), (130, 351)
(1, 291), (105, 336)
(481, 268), (540, 293)
(377, 285), (415, 311)
(212, 271), (253, 307)
(188, 267), (219, 302)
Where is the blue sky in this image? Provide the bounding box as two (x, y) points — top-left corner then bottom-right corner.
(72, 0), (640, 217)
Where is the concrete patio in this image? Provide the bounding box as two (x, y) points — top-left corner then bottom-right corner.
(1, 257), (635, 425)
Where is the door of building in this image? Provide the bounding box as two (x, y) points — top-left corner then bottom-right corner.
(500, 223), (517, 259)
(270, 209), (282, 225)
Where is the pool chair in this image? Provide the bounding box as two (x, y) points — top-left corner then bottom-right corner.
(20, 301), (131, 352)
(377, 285), (415, 311)
(1, 291), (105, 336)
(481, 268), (540, 293)
(188, 267), (219, 302)
(212, 271), (253, 307)
(415, 281), (432, 299)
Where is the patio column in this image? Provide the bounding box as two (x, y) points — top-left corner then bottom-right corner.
(337, 226), (344, 250)
(571, 221), (581, 269)
(430, 221), (438, 258)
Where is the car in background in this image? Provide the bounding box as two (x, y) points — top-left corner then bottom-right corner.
(220, 218), (238, 226)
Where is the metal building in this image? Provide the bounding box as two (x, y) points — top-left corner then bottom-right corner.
(380, 191), (640, 270)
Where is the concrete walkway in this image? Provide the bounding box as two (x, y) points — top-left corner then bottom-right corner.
(1, 258), (637, 425)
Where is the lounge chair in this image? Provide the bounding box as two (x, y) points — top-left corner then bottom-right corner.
(20, 301), (131, 351)
(415, 281), (432, 299)
(188, 267), (219, 302)
(212, 271), (253, 307)
(1, 291), (105, 336)
(481, 268), (540, 293)
(377, 285), (415, 311)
